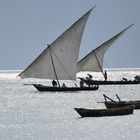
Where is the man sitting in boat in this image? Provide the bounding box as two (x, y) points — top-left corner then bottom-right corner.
(122, 77), (128, 81)
(52, 80), (57, 87)
(134, 75), (140, 81)
(62, 83), (67, 87)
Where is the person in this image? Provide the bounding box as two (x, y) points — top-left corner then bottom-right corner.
(134, 75), (140, 81)
(80, 79), (84, 88)
(104, 71), (107, 81)
(52, 80), (57, 87)
(122, 77), (128, 81)
(87, 73), (93, 79)
(62, 83), (67, 87)
(86, 74), (93, 87)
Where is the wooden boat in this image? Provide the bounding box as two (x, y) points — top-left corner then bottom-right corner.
(18, 8), (99, 92)
(103, 94), (140, 109)
(82, 79), (140, 85)
(74, 105), (134, 117)
(33, 84), (99, 92)
(77, 24), (139, 86)
(105, 101), (140, 109)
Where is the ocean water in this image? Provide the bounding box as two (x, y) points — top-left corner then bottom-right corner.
(0, 69), (140, 140)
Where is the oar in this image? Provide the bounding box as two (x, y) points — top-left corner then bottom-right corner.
(23, 84), (34, 86)
(116, 94), (121, 102)
(97, 101), (105, 103)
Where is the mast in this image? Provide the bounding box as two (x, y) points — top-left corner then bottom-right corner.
(48, 45), (60, 87)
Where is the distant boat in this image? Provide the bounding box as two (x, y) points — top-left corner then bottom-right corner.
(18, 7), (99, 92)
(103, 94), (140, 109)
(77, 23), (140, 85)
(74, 105), (134, 117)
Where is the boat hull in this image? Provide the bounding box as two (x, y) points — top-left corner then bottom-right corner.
(74, 105), (134, 117)
(84, 79), (140, 85)
(105, 101), (140, 109)
(33, 84), (99, 92)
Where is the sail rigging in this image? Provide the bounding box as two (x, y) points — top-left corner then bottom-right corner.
(77, 24), (134, 72)
(19, 8), (93, 80)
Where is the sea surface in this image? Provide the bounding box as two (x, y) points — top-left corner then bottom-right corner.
(0, 69), (140, 140)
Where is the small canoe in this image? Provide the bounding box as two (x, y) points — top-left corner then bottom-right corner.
(103, 94), (140, 109)
(74, 105), (134, 117)
(105, 101), (140, 109)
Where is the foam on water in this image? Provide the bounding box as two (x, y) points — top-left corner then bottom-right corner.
(0, 69), (140, 140)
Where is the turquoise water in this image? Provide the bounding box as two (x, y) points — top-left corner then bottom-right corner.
(0, 69), (140, 140)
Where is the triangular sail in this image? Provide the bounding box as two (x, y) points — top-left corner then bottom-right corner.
(19, 8), (93, 80)
(77, 24), (134, 72)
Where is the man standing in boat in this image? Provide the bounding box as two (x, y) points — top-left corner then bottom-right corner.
(86, 74), (93, 87)
(80, 79), (84, 88)
(104, 71), (107, 81)
(52, 80), (57, 87)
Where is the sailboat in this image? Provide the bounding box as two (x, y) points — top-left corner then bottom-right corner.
(77, 23), (140, 85)
(18, 8), (99, 92)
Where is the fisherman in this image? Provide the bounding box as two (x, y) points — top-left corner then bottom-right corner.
(86, 73), (93, 87)
(62, 83), (67, 87)
(87, 73), (93, 79)
(104, 71), (107, 81)
(122, 77), (128, 81)
(134, 75), (140, 81)
(80, 79), (84, 88)
(52, 80), (57, 87)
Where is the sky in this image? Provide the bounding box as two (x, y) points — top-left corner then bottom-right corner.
(0, 0), (140, 70)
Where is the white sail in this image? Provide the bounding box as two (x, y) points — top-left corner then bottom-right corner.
(19, 8), (93, 80)
(77, 24), (134, 72)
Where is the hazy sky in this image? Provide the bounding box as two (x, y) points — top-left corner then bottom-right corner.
(0, 0), (140, 70)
